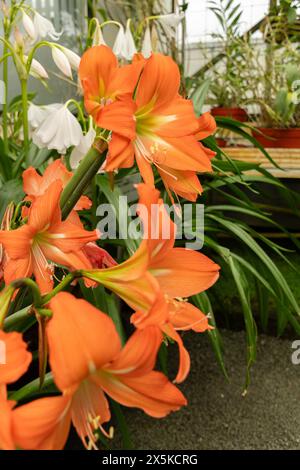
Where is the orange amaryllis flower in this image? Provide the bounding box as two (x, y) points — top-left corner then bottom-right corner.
(0, 388), (71, 450)
(0, 331), (69, 451)
(23, 159), (91, 212)
(0, 181), (98, 294)
(0, 329), (32, 385)
(45, 292), (186, 449)
(128, 184), (219, 382)
(136, 183), (220, 299)
(104, 54), (215, 201)
(79, 45), (143, 140)
(82, 237), (160, 312)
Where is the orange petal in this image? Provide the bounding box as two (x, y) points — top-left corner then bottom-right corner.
(0, 330), (32, 384)
(12, 395), (71, 450)
(47, 292), (122, 392)
(0, 388), (15, 450)
(136, 53), (180, 112)
(158, 167), (202, 202)
(106, 133), (134, 171)
(131, 291), (169, 330)
(96, 369), (187, 418)
(156, 98), (199, 137)
(4, 256), (33, 286)
(149, 247), (220, 297)
(106, 327), (163, 377)
(47, 220), (98, 253)
(0, 225), (34, 260)
(135, 183), (175, 258)
(195, 112), (217, 140)
(169, 300), (213, 333)
(22, 166), (44, 198)
(79, 45), (117, 103)
(154, 135), (213, 172)
(96, 99), (137, 140)
(28, 180), (63, 232)
(163, 322), (190, 383)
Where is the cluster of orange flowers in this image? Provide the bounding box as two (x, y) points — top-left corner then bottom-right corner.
(0, 46), (219, 450)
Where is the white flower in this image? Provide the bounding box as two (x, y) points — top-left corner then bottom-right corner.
(112, 25), (125, 57)
(32, 105), (83, 154)
(156, 12), (184, 38)
(22, 11), (35, 39)
(28, 103), (61, 129)
(141, 24), (152, 58)
(33, 12), (62, 41)
(122, 20), (137, 60)
(113, 21), (137, 60)
(25, 56), (48, 80)
(70, 125), (96, 169)
(61, 46), (81, 71)
(52, 46), (73, 79)
(93, 23), (106, 46)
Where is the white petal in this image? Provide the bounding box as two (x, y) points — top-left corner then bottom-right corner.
(33, 12), (62, 41)
(28, 103), (62, 129)
(93, 24), (106, 46)
(22, 11), (35, 39)
(70, 126), (96, 169)
(156, 13), (184, 38)
(32, 105), (83, 153)
(26, 56), (48, 79)
(113, 25), (125, 57)
(122, 22), (137, 60)
(52, 47), (72, 79)
(141, 25), (152, 58)
(62, 47), (81, 70)
(158, 13), (185, 28)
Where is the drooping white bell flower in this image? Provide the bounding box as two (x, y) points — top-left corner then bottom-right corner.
(156, 12), (185, 38)
(25, 56), (48, 80)
(92, 23), (106, 46)
(112, 25), (125, 58)
(22, 11), (35, 39)
(141, 24), (152, 58)
(51, 46), (73, 79)
(61, 46), (81, 71)
(33, 12), (62, 41)
(28, 103), (62, 129)
(70, 124), (96, 169)
(122, 20), (137, 60)
(32, 104), (83, 154)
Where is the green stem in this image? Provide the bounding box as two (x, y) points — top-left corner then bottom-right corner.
(9, 372), (55, 402)
(11, 278), (43, 306)
(4, 305), (32, 331)
(60, 143), (107, 220)
(41, 272), (80, 304)
(20, 78), (29, 151)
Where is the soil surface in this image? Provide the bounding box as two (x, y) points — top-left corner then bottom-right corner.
(118, 330), (300, 450)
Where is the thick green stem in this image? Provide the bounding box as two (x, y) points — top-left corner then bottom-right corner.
(20, 78), (29, 151)
(60, 143), (107, 220)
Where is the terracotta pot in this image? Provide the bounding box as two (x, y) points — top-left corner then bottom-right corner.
(211, 107), (248, 122)
(216, 138), (227, 147)
(254, 127), (300, 149)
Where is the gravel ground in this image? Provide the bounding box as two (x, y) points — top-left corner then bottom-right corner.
(118, 330), (300, 450)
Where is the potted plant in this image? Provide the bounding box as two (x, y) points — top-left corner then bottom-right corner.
(254, 63), (300, 148)
(207, 0), (248, 122)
